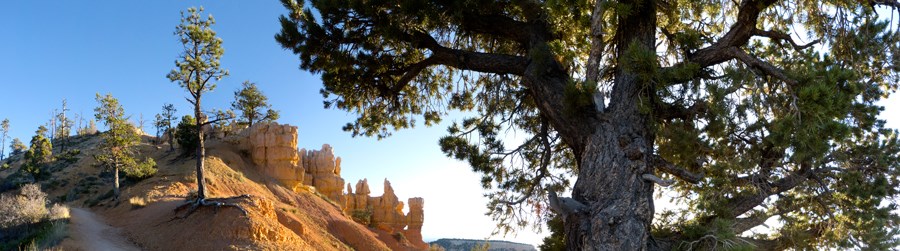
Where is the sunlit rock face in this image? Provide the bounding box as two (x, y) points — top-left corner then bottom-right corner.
(368, 179), (407, 233)
(241, 122), (425, 246)
(301, 144), (346, 206)
(248, 122), (305, 191)
(405, 197), (425, 243)
(344, 178), (425, 243)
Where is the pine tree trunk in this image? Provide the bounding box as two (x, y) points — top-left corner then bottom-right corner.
(114, 165), (120, 201)
(566, 121), (657, 250)
(168, 129), (175, 152)
(564, 1), (658, 249)
(195, 99), (207, 200)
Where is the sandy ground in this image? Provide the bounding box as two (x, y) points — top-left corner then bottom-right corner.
(61, 208), (142, 251)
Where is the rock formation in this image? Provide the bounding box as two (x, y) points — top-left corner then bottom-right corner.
(368, 179), (407, 232)
(248, 123), (305, 192)
(346, 179), (371, 213)
(239, 122), (424, 247)
(405, 197), (425, 243)
(344, 179), (425, 242)
(300, 145), (346, 205)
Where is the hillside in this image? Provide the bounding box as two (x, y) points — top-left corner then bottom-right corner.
(429, 238), (536, 251)
(0, 123), (428, 250)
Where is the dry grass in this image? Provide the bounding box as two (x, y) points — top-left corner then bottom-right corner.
(0, 184), (49, 228)
(129, 196), (148, 209)
(48, 204), (70, 221)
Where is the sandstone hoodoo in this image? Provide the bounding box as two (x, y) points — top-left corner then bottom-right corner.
(301, 144), (345, 204)
(248, 122), (304, 191)
(240, 122), (426, 248)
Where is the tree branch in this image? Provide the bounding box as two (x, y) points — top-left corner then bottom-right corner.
(870, 0), (900, 9)
(660, 0), (780, 83)
(752, 28), (820, 51)
(372, 31), (529, 99)
(498, 119), (552, 205)
(585, 0), (606, 84)
(409, 31), (529, 76)
(651, 155), (704, 184)
(655, 101), (708, 121)
(456, 13), (533, 45)
(722, 164), (813, 218)
(200, 114), (235, 126)
(732, 212), (772, 233)
(726, 47), (798, 85)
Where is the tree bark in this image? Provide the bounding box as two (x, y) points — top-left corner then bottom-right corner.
(168, 128), (175, 152)
(564, 1), (658, 249)
(195, 98), (207, 200)
(114, 164), (120, 201)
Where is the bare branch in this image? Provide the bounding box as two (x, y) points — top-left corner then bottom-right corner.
(651, 155), (704, 184)
(642, 174), (675, 187)
(585, 0), (606, 84)
(752, 28), (821, 51)
(871, 0), (900, 9)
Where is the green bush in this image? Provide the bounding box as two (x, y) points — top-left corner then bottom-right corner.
(124, 157), (157, 181)
(350, 209), (373, 226)
(58, 149), (81, 164)
(393, 232), (408, 243)
(175, 115), (199, 156)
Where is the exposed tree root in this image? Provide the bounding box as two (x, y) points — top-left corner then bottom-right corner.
(171, 194), (253, 220)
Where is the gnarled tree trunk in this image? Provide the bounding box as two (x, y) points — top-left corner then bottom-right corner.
(564, 0), (658, 249)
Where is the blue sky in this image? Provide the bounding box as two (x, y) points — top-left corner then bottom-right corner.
(2, 1), (899, 247)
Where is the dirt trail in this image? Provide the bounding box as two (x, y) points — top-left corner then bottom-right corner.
(63, 207), (142, 251)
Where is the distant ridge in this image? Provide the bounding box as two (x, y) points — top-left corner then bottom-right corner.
(429, 238), (537, 251)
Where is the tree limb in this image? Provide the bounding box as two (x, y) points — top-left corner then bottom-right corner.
(498, 119), (552, 205)
(642, 174), (675, 187)
(660, 0), (780, 83)
(585, 0), (606, 84)
(655, 101), (708, 121)
(409, 31), (529, 76)
(726, 47), (798, 85)
(752, 28), (821, 51)
(722, 164), (813, 218)
(651, 155), (704, 184)
(732, 212), (772, 233)
(870, 0), (900, 9)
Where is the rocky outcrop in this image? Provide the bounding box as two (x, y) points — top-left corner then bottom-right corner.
(345, 178), (425, 246)
(405, 197), (425, 244)
(239, 122), (424, 248)
(300, 144), (346, 205)
(346, 179), (371, 214)
(368, 179), (407, 233)
(248, 123), (305, 192)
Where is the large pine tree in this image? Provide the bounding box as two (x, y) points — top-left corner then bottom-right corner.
(276, 0), (900, 249)
(168, 6), (248, 216)
(167, 6), (228, 201)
